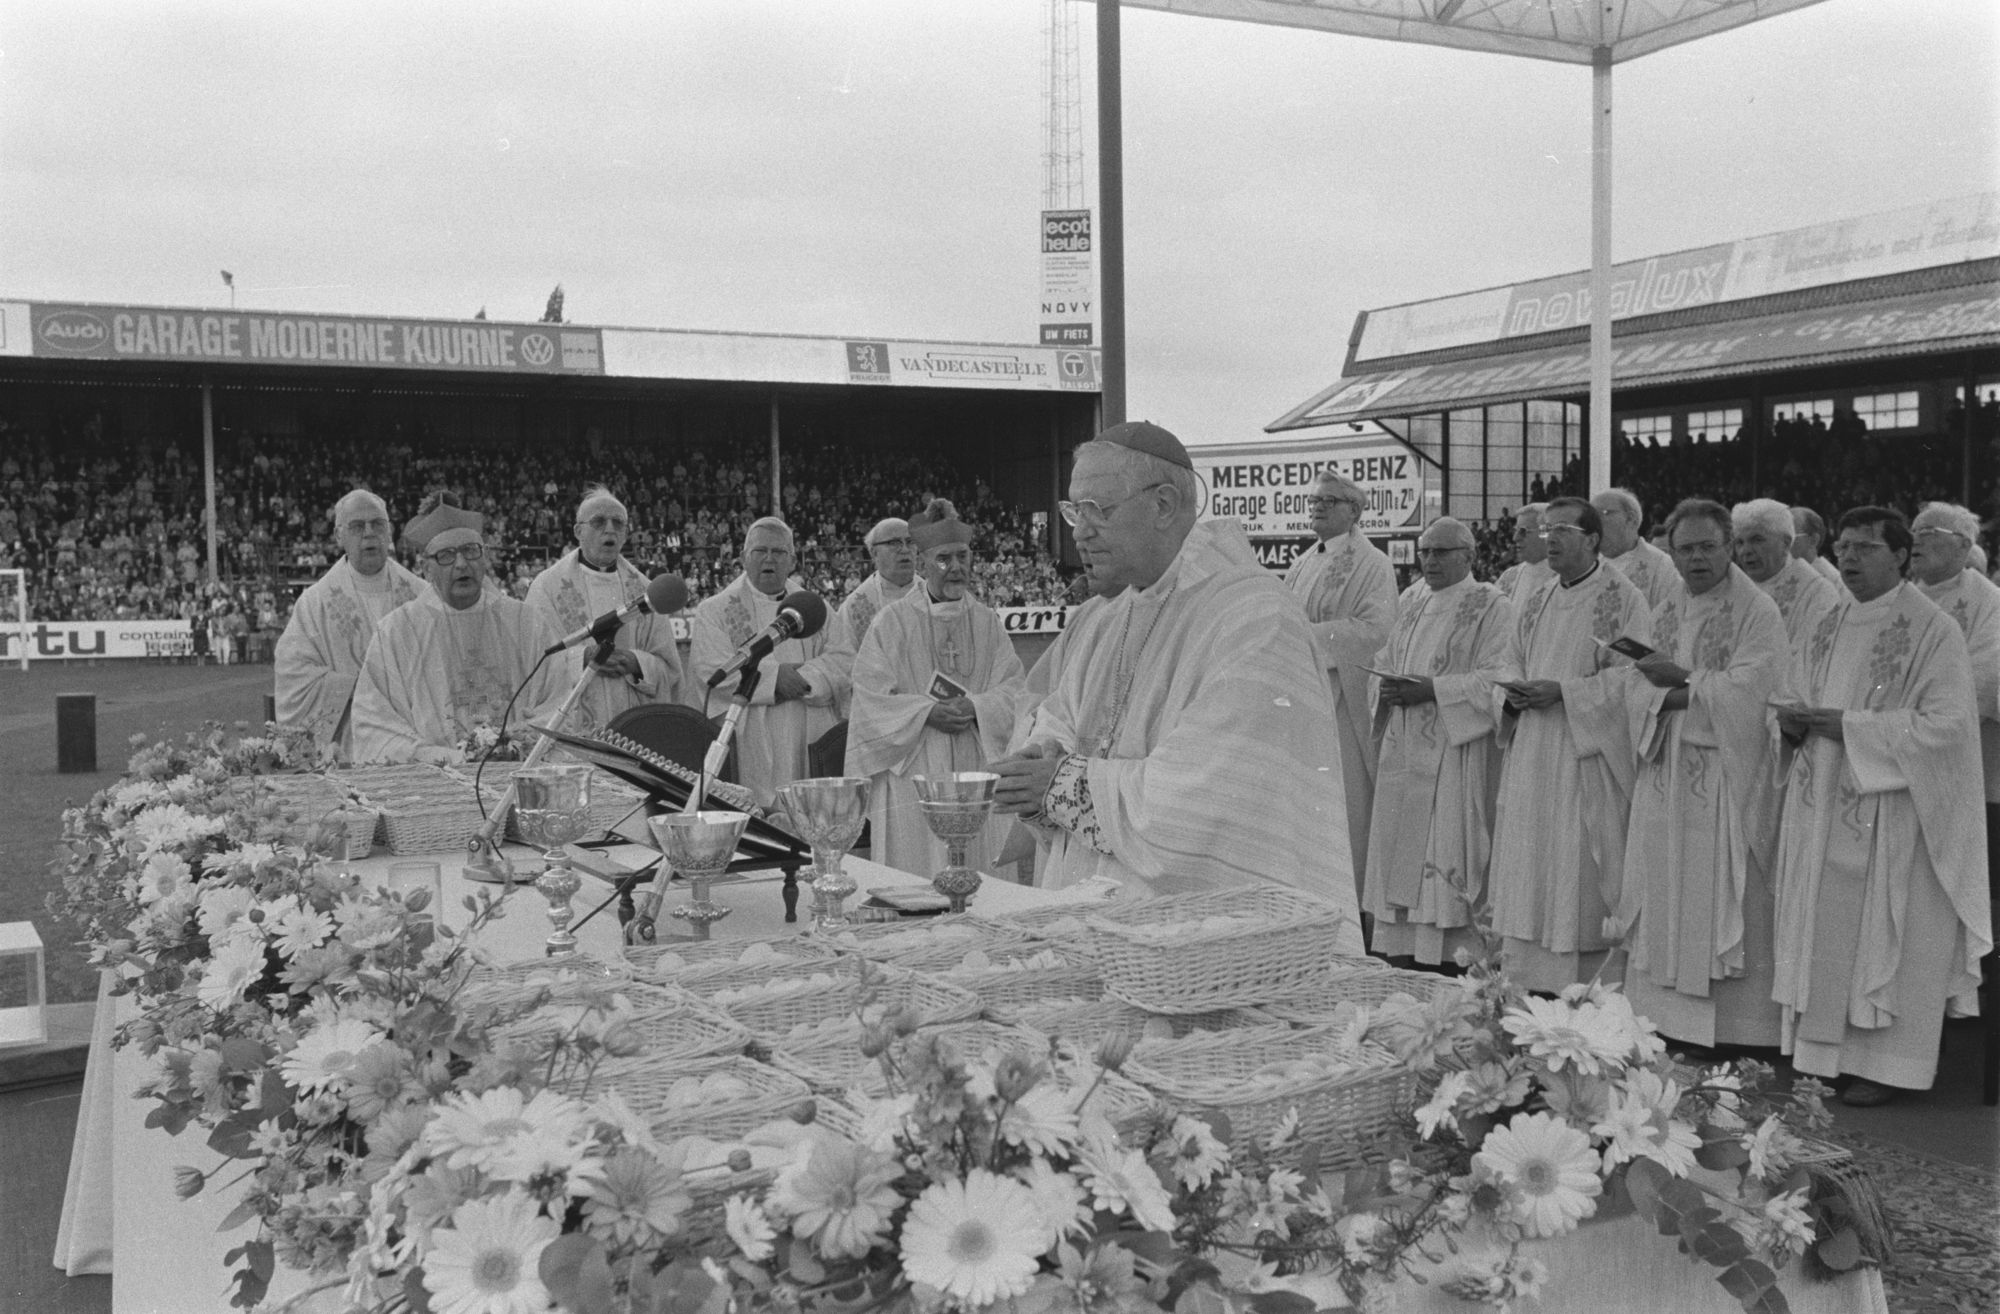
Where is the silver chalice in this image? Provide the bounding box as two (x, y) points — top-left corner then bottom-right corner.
(776, 777), (871, 929)
(647, 810), (751, 940)
(913, 772), (998, 913)
(511, 763), (603, 967)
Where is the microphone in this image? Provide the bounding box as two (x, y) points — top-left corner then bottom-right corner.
(706, 590), (828, 688)
(544, 573), (690, 655)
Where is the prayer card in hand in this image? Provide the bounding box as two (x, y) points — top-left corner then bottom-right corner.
(1592, 635), (1655, 660)
(927, 671), (970, 701)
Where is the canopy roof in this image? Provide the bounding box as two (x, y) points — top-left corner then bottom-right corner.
(1125, 0), (1832, 66)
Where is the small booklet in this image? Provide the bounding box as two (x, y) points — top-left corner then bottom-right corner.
(1365, 666), (1414, 681)
(928, 671), (970, 701)
(1593, 635), (1656, 660)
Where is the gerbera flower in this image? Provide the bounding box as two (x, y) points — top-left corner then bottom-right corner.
(137, 852), (193, 906)
(281, 1018), (384, 1095)
(403, 1164), (483, 1250)
(424, 1088), (587, 1176)
(771, 1136), (903, 1260)
(272, 903), (334, 958)
(196, 884), (256, 944)
(900, 1170), (1044, 1306)
(1461, 1059), (1533, 1116)
(1500, 996), (1628, 1075)
(344, 1045), (423, 1123)
(1164, 1114), (1230, 1190)
(1015, 1160), (1089, 1248)
(1592, 1070), (1699, 1176)
(724, 1194), (776, 1262)
(582, 1147), (691, 1247)
(998, 1083), (1080, 1158)
(1471, 1111), (1602, 1238)
(1742, 1114), (1801, 1182)
(422, 1192), (558, 1314)
(197, 934), (268, 1011)
(1076, 1131), (1175, 1233)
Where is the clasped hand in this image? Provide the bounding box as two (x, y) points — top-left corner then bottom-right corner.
(587, 646), (642, 681)
(926, 696), (977, 734)
(1776, 705), (1845, 743)
(990, 742), (1061, 816)
(1502, 679), (1563, 711)
(1379, 675), (1436, 707)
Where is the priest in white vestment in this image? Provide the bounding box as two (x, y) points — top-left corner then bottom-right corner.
(274, 489), (425, 760)
(351, 496), (566, 765)
(525, 486), (686, 734)
(991, 422), (1364, 956)
(1365, 517), (1517, 966)
(1496, 503), (1553, 606)
(1593, 487), (1678, 611)
(846, 500), (1025, 874)
(1771, 506), (1992, 1105)
(1282, 468), (1397, 889)
(1732, 498), (1838, 657)
(815, 518), (917, 719)
(1790, 507), (1843, 587)
(687, 517), (840, 806)
(1615, 500), (1788, 1048)
(1489, 496), (1654, 992)
(1909, 501), (2000, 981)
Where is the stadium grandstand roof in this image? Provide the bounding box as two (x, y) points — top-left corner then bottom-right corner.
(1268, 192), (2000, 431)
(0, 299), (1103, 397)
(1122, 0), (1831, 66)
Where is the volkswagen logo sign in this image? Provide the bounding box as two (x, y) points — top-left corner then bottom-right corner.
(38, 309), (111, 354)
(519, 332), (556, 367)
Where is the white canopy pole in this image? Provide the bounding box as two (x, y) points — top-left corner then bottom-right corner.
(1588, 45), (1612, 498)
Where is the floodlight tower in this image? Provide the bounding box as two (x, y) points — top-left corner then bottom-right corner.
(1042, 0), (1086, 211)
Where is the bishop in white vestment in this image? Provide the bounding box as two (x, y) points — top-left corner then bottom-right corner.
(992, 423), (1364, 956)
(688, 518), (840, 806)
(351, 499), (565, 765)
(1771, 507), (1991, 1100)
(1489, 497), (1653, 992)
(274, 489), (425, 760)
(1496, 503), (1553, 606)
(1617, 502), (1788, 1047)
(1365, 518), (1517, 965)
(845, 501), (1024, 874)
(814, 518), (917, 719)
(1282, 469), (1397, 886)
(525, 488), (687, 734)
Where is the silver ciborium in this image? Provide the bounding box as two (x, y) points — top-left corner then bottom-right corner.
(776, 777), (871, 929)
(914, 772), (998, 913)
(511, 763), (600, 965)
(648, 810), (751, 940)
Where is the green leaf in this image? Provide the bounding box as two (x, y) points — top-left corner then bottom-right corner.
(1625, 1157), (1670, 1222)
(789, 1244), (827, 1285)
(1174, 1283), (1238, 1314)
(540, 1234), (615, 1314)
(648, 1257), (727, 1314)
(217, 1199), (259, 1233)
(1815, 1227), (1861, 1272)
(404, 1266), (435, 1314)
(207, 1116), (257, 1160)
(1112, 1229), (1179, 1270)
(1689, 1221), (1750, 1267)
(1695, 1130), (1751, 1172)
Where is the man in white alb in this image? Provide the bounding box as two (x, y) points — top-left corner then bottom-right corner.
(1592, 487), (1677, 611)
(816, 517), (918, 719)
(1732, 498), (1838, 657)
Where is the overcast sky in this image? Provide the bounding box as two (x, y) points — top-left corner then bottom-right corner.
(2, 0), (1994, 448)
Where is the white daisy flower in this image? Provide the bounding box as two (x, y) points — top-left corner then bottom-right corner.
(724, 1194), (776, 1262)
(899, 1170), (1044, 1306)
(422, 1192), (558, 1314)
(281, 1018), (383, 1094)
(196, 934), (268, 1011)
(1473, 1111), (1603, 1238)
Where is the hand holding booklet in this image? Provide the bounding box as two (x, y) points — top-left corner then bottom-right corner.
(928, 671), (970, 701)
(1592, 635), (1656, 660)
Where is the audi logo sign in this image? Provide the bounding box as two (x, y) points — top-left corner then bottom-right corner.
(37, 310), (111, 353)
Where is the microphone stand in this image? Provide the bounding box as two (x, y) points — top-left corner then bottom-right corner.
(463, 623), (621, 888)
(630, 652), (763, 942)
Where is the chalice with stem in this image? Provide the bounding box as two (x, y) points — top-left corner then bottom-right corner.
(647, 810), (752, 940)
(913, 772), (998, 913)
(511, 762), (610, 972)
(776, 777), (871, 929)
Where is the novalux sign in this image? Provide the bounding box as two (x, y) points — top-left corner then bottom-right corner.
(23, 302), (605, 375)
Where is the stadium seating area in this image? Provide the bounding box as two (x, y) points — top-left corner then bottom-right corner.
(0, 418), (1073, 637)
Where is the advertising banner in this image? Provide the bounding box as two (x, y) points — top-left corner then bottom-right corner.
(0, 619), (194, 661)
(844, 340), (1100, 392)
(25, 302), (605, 375)
(1192, 436), (1426, 538)
(995, 606), (1073, 635)
(1039, 209), (1095, 347)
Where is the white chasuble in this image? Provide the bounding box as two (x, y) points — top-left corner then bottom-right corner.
(1364, 577), (1517, 965)
(1488, 564), (1653, 992)
(845, 589), (1025, 875)
(688, 573), (839, 807)
(1020, 521), (1364, 956)
(817, 572), (915, 720)
(274, 557), (425, 760)
(1917, 567), (2000, 803)
(1605, 539), (1679, 612)
(1770, 583), (1991, 1089)
(1619, 566), (1787, 1046)
(526, 550), (688, 735)
(1282, 526), (1397, 884)
(350, 591), (567, 764)
(1755, 557), (1840, 660)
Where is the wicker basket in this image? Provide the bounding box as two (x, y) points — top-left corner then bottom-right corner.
(1073, 889), (1353, 1013)
(587, 1055), (814, 1139)
(1123, 1024), (1414, 1169)
(960, 963), (1106, 1022)
(988, 903), (1104, 941)
(457, 956), (637, 1011)
(625, 935), (838, 983)
(817, 916), (1022, 964)
(1012, 998), (1273, 1050)
(328, 806), (379, 860)
(333, 762), (488, 855)
(1259, 962), (1471, 1026)
(707, 959), (981, 1045)
(491, 979), (694, 1046)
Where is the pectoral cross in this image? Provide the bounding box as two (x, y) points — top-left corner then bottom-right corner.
(937, 629), (963, 674)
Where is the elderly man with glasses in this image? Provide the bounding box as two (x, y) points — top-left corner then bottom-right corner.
(525, 484), (687, 733)
(1614, 498), (1790, 1051)
(1731, 497), (1839, 657)
(989, 422), (1363, 950)
(1363, 517), (1519, 967)
(1768, 506), (1989, 1106)
(1592, 487), (1678, 611)
(1496, 502), (1553, 606)
(815, 516), (919, 719)
(274, 488), (426, 761)
(1282, 468), (1398, 893)
(350, 492), (566, 765)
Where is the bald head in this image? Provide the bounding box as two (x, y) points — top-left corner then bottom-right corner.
(332, 489), (391, 576)
(1417, 516), (1475, 589)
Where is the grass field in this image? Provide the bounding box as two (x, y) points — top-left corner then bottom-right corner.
(0, 660), (275, 1004)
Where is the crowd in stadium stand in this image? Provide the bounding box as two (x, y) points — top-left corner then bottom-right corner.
(4, 396), (1995, 647)
(0, 418), (1074, 638)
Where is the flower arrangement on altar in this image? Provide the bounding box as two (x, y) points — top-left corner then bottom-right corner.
(48, 727), (1882, 1314)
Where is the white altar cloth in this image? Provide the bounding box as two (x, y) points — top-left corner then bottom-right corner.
(55, 846), (1104, 1312)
